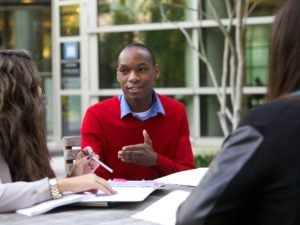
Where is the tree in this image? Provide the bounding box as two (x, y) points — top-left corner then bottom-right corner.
(157, 0), (261, 137)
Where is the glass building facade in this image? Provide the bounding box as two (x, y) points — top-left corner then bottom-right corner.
(0, 0), (280, 151)
(0, 0), (53, 142)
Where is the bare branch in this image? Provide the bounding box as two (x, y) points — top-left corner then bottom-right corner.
(247, 0), (262, 18)
(233, 0), (246, 129)
(155, 0), (260, 135)
(207, 1), (238, 107)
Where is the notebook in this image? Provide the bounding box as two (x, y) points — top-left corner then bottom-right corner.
(16, 180), (162, 216)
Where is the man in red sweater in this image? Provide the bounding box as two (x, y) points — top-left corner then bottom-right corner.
(81, 43), (195, 180)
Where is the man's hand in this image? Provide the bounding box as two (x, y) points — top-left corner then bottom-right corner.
(117, 130), (157, 167)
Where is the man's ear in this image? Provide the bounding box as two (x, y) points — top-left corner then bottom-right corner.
(116, 67), (120, 82)
(154, 64), (160, 79)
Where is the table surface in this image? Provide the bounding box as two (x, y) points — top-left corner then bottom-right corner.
(0, 184), (193, 225)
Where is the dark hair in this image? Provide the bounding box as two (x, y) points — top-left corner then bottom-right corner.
(0, 49), (55, 181)
(119, 42), (156, 65)
(266, 0), (300, 101)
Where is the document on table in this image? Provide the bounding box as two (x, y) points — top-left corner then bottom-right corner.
(154, 167), (208, 186)
(16, 194), (89, 216)
(16, 180), (163, 216)
(76, 181), (163, 206)
(132, 190), (190, 225)
(75, 186), (157, 206)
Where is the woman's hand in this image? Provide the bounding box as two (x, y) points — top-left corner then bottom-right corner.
(57, 174), (116, 195)
(68, 146), (100, 177)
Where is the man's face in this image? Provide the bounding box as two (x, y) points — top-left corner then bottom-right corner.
(116, 47), (159, 105)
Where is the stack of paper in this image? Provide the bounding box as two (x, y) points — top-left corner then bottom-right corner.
(132, 190), (190, 225)
(132, 168), (209, 224)
(154, 167), (208, 186)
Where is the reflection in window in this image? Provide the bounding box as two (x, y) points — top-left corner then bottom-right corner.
(98, 30), (190, 89)
(0, 7), (51, 71)
(202, 0), (279, 18)
(200, 24), (271, 88)
(167, 95), (194, 137)
(43, 75), (53, 139)
(97, 0), (190, 26)
(0, 4), (53, 138)
(61, 95), (81, 136)
(200, 94), (266, 137)
(199, 27), (224, 87)
(60, 5), (80, 36)
(246, 25), (271, 86)
(199, 0), (276, 88)
(250, 0), (281, 17)
(200, 95), (224, 137)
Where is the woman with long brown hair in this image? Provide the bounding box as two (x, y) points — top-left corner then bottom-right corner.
(0, 50), (115, 213)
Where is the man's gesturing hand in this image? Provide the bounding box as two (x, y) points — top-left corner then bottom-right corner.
(117, 129), (157, 167)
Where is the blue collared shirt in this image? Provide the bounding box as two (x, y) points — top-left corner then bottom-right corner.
(118, 91), (165, 121)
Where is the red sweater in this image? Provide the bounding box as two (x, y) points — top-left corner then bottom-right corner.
(80, 95), (195, 180)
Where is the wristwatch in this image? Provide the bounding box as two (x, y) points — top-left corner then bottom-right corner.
(49, 178), (63, 199)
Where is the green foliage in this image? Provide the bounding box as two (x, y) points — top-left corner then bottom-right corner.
(194, 153), (215, 168)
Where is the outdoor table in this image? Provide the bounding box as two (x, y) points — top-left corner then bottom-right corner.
(0, 184), (193, 225)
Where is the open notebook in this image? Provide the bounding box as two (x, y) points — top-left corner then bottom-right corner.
(74, 181), (161, 207)
(16, 180), (162, 216)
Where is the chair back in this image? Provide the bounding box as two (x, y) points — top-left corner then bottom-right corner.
(62, 136), (81, 176)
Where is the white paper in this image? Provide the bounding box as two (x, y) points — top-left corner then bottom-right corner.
(16, 181), (161, 216)
(132, 190), (190, 225)
(16, 194), (88, 216)
(79, 186), (156, 203)
(154, 167), (208, 186)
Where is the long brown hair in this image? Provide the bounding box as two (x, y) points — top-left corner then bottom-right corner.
(0, 50), (55, 181)
(266, 0), (300, 101)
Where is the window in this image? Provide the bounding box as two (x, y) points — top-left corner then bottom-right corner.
(98, 30), (190, 89)
(0, 1), (53, 139)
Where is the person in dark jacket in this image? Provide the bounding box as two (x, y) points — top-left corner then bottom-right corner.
(176, 0), (300, 224)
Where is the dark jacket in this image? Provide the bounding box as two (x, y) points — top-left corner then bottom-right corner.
(176, 98), (300, 225)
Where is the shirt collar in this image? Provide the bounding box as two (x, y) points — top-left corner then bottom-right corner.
(118, 91), (165, 121)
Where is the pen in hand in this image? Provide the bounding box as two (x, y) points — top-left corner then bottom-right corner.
(82, 149), (113, 173)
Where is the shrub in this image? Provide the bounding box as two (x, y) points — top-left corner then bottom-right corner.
(194, 154), (215, 168)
